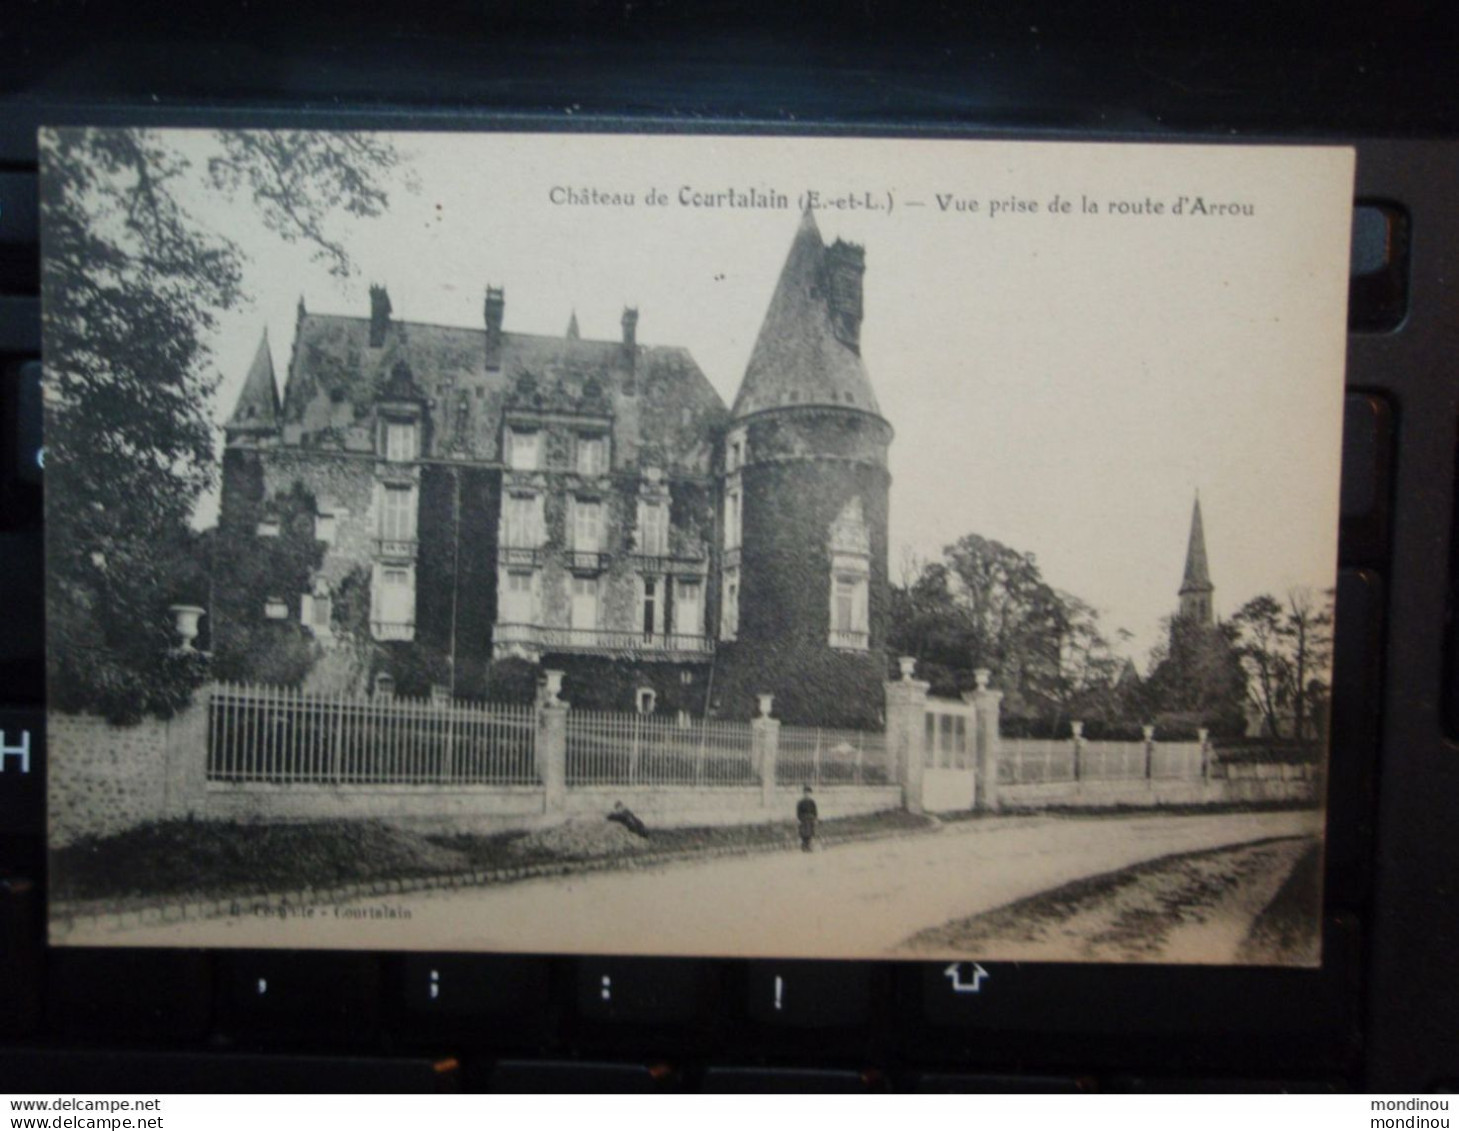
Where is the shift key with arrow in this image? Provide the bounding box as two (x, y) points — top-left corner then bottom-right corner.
(944, 962), (991, 994)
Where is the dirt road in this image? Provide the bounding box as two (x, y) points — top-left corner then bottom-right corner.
(106, 809), (1322, 960)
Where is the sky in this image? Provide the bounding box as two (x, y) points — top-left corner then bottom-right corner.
(158, 131), (1353, 667)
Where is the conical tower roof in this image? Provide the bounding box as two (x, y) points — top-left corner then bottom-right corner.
(225, 330), (280, 435)
(566, 310), (580, 340)
(731, 209), (882, 420)
(1179, 495), (1213, 595)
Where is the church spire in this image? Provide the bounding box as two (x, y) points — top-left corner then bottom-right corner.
(1178, 493), (1214, 625)
(565, 310), (580, 340)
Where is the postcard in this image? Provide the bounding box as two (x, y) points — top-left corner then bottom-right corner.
(41, 129), (1352, 964)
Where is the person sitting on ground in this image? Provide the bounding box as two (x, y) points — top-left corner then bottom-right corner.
(608, 800), (650, 839)
(796, 785), (819, 852)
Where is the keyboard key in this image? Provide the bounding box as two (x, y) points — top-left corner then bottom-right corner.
(0, 173), (38, 246)
(0, 532), (42, 666)
(0, 707), (42, 836)
(1348, 201), (1409, 332)
(0, 295), (39, 352)
(1339, 394), (1393, 563)
(49, 949), (212, 1040)
(485, 1059), (668, 1092)
(1327, 569), (1383, 903)
(703, 1067), (872, 1092)
(12, 359), (41, 487)
(0, 174), (38, 295)
(0, 1049), (458, 1092)
(746, 961), (871, 1028)
(576, 957), (706, 1025)
(223, 951), (380, 1044)
(915, 916), (1359, 1072)
(396, 954), (551, 1040)
(0, 874), (41, 1036)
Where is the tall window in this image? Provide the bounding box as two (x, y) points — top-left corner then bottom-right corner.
(577, 434), (607, 475)
(725, 488), (742, 550)
(380, 485), (416, 543)
(506, 427), (540, 471)
(829, 570), (869, 649)
(641, 577), (659, 641)
(721, 568), (739, 640)
(504, 493), (541, 547)
(834, 575), (857, 634)
(372, 565), (415, 639)
(639, 500), (668, 556)
(573, 498), (602, 552)
(384, 421), (417, 462)
(501, 569), (535, 624)
(674, 578), (702, 638)
(570, 575), (599, 633)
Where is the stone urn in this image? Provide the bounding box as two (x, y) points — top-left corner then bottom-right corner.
(168, 604), (206, 651)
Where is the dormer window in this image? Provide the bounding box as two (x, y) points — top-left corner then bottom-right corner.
(384, 420), (417, 462)
(315, 508), (339, 545)
(301, 579), (334, 637)
(506, 427), (540, 471)
(577, 434), (607, 476)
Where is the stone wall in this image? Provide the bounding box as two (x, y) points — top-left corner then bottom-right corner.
(48, 712), (170, 846)
(996, 769), (1319, 810)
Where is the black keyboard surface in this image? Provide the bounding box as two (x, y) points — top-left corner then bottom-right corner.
(1, 3), (1457, 1094)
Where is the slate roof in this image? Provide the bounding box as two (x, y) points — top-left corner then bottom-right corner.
(732, 209), (882, 420)
(1180, 496), (1213, 594)
(225, 330), (280, 434)
(262, 305), (728, 472)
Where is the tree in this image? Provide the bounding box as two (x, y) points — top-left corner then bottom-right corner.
(1230, 587), (1334, 741)
(41, 128), (407, 721)
(1143, 614), (1248, 737)
(889, 534), (1129, 729)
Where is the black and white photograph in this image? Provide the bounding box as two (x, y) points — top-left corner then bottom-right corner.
(40, 129), (1353, 964)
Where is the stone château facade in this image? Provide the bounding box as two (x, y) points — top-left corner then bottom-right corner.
(215, 210), (893, 726)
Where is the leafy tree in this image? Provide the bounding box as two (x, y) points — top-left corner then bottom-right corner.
(889, 534), (1128, 729)
(1142, 614), (1248, 737)
(41, 127), (406, 721)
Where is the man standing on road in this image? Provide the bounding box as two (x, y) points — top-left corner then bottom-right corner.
(797, 785), (819, 853)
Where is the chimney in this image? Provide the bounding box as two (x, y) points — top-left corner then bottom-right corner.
(368, 284), (392, 348)
(484, 286), (505, 369)
(620, 307), (639, 394)
(824, 239), (865, 353)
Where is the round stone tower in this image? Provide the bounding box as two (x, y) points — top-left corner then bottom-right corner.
(712, 209), (893, 728)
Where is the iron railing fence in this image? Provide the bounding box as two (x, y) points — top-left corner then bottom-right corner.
(206, 682), (538, 786)
(776, 726), (889, 786)
(564, 711), (755, 786)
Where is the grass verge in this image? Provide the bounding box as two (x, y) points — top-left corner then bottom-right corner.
(51, 809), (934, 906)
